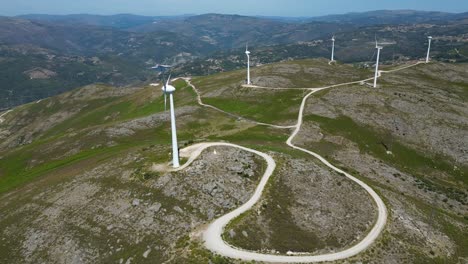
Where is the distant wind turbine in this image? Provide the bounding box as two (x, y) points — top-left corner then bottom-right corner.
(162, 75), (180, 168)
(331, 35), (336, 62)
(426, 36), (432, 63)
(374, 38), (383, 88)
(245, 44), (251, 85)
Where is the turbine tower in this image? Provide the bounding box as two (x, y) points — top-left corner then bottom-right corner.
(331, 35), (336, 62)
(162, 75), (180, 168)
(426, 36), (432, 63)
(245, 44), (251, 85)
(374, 40), (383, 88)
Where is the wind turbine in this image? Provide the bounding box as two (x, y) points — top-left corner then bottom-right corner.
(162, 75), (180, 168)
(245, 44), (251, 85)
(426, 36), (432, 63)
(374, 38), (383, 88)
(331, 35), (336, 62)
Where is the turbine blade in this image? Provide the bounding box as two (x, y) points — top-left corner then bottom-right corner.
(162, 75), (167, 93)
(161, 74), (168, 112)
(166, 74), (171, 86)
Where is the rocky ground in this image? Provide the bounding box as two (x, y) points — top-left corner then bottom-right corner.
(251, 59), (371, 88)
(0, 146), (262, 263)
(224, 152), (376, 255)
(305, 63), (468, 164)
(292, 62), (468, 263)
(295, 125), (463, 263)
(0, 60), (466, 264)
(210, 61), (467, 263)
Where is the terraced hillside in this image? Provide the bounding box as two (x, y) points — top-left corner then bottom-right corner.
(0, 59), (466, 263)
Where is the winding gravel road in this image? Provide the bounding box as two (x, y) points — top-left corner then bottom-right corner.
(173, 61), (424, 263)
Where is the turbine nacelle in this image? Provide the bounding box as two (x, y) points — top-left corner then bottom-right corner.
(375, 39), (383, 49)
(162, 74), (173, 111)
(428, 36), (433, 39)
(162, 85), (176, 94)
(245, 43), (250, 56)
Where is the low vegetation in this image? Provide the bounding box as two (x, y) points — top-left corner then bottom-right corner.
(0, 59), (466, 263)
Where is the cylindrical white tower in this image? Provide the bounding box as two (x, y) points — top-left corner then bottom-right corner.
(331, 37), (335, 62)
(169, 93), (180, 168)
(374, 47), (382, 88)
(426, 36), (432, 63)
(162, 83), (180, 168)
(246, 50), (251, 85)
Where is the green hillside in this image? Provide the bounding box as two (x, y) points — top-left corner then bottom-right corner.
(0, 59), (466, 263)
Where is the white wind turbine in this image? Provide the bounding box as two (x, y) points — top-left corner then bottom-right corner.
(331, 35), (336, 62)
(162, 74), (180, 168)
(374, 38), (383, 88)
(245, 44), (251, 85)
(426, 36), (432, 63)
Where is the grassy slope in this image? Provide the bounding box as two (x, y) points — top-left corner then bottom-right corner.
(192, 59), (373, 125)
(295, 64), (467, 262)
(0, 80), (189, 194)
(0, 59), (466, 263)
(215, 61), (467, 262)
(0, 68), (295, 263)
(304, 115), (467, 186)
(0, 75), (293, 195)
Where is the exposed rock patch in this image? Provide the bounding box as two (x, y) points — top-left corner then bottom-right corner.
(23, 68), (57, 79)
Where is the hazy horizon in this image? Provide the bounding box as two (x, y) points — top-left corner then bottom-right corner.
(8, 9), (468, 19)
(1, 0), (467, 17)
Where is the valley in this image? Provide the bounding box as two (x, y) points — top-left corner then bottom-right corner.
(1, 11), (467, 109)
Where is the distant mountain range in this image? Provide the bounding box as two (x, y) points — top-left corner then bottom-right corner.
(16, 14), (190, 30)
(307, 10), (468, 24)
(1, 10), (467, 109)
(12, 10), (468, 50)
(18, 10), (468, 28)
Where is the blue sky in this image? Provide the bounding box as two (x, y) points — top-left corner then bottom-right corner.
(1, 0), (467, 17)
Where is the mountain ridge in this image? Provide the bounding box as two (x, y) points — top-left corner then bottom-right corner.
(1, 10), (467, 109)
(15, 9), (468, 29)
